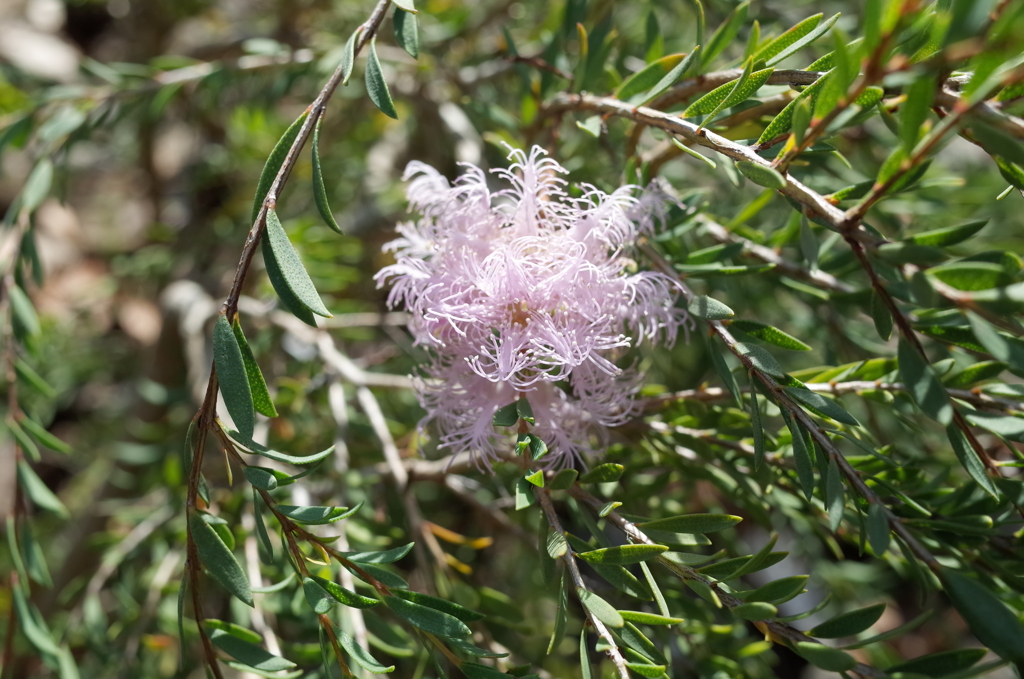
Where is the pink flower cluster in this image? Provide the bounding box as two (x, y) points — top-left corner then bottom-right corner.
(376, 146), (687, 467)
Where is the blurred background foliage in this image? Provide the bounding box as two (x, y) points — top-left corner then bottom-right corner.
(2, 0), (1024, 678)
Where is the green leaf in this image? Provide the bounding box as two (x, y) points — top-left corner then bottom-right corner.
(20, 520), (51, 588)
(757, 72), (830, 144)
(231, 431), (335, 466)
(21, 158), (53, 213)
(311, 116), (342, 234)
(578, 545), (669, 566)
(900, 73), (936, 151)
(793, 642), (856, 671)
(825, 459), (844, 532)
(577, 588), (624, 628)
(786, 416), (814, 500)
(745, 573), (806, 606)
(843, 609), (930, 649)
(263, 208), (331, 321)
(340, 29), (359, 85)
(447, 639), (508, 659)
(205, 619), (263, 645)
(384, 595), (472, 638)
(710, 337), (742, 407)
(785, 386), (859, 425)
(189, 513), (253, 606)
(251, 573), (294, 594)
(492, 401), (519, 427)
(810, 603), (885, 638)
(750, 374), (765, 471)
(910, 219), (987, 247)
(688, 295), (734, 320)
(618, 54), (690, 101)
(14, 360), (56, 400)
(799, 216), (819, 270)
(9, 284), (40, 337)
(967, 311), (1024, 375)
(393, 0), (415, 11)
(702, 1), (749, 65)
(547, 529), (568, 559)
(929, 262), (1010, 291)
(12, 585), (60, 655)
(8, 418), (40, 462)
(344, 543), (415, 564)
(637, 514), (741, 534)
(17, 460), (67, 517)
(515, 476), (536, 510)
(947, 423), (1000, 499)
(644, 48), (701, 102)
(898, 338), (952, 425)
(888, 649), (988, 677)
(939, 568), (1024, 664)
(766, 12), (841, 66)
(944, 361), (1006, 388)
(366, 39), (398, 119)
(964, 410), (1024, 442)
(580, 629), (593, 679)
(737, 343), (786, 379)
(579, 463), (624, 483)
(548, 468), (578, 490)
(339, 629), (395, 673)
(871, 289), (893, 341)
(516, 397), (535, 425)
(350, 563), (408, 590)
(623, 662), (666, 678)
(311, 575), (380, 608)
(251, 112), (308, 225)
(276, 503), (360, 525)
(736, 161), (786, 189)
(391, 589), (484, 623)
(867, 503), (890, 556)
(214, 315), (255, 438)
(731, 602), (778, 620)
(618, 611), (684, 626)
(690, 64), (776, 127)
(209, 629), (295, 672)
(303, 577), (337, 614)
(672, 137), (717, 167)
(18, 416), (70, 454)
(548, 572), (568, 655)
(244, 466), (277, 491)
(393, 8), (418, 59)
(232, 319), (277, 418)
(525, 469), (544, 487)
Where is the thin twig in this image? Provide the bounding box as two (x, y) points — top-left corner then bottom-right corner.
(569, 488), (887, 679)
(534, 488), (630, 679)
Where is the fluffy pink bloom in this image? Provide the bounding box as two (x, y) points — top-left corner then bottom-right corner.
(376, 145), (688, 467)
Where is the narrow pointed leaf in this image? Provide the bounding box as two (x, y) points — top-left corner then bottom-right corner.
(311, 116), (342, 234)
(810, 603), (885, 638)
(339, 629), (395, 673)
(753, 13), (823, 63)
(366, 40), (398, 119)
(232, 318), (277, 418)
(688, 295), (734, 320)
(209, 629), (296, 671)
(393, 8), (418, 59)
(736, 161), (786, 189)
(213, 315), (255, 438)
(391, 589), (484, 622)
(898, 338), (952, 425)
(577, 588), (624, 628)
(765, 13), (841, 66)
(189, 513), (253, 606)
(940, 569), (1024, 664)
(263, 208), (331, 320)
(578, 463), (624, 483)
(731, 320), (811, 351)
(794, 642), (856, 671)
(251, 112), (308, 225)
(310, 575), (380, 608)
(946, 424), (999, 499)
(344, 543), (415, 564)
(637, 514), (741, 534)
(17, 460), (67, 517)
(618, 611), (684, 625)
(867, 502), (889, 556)
(276, 503), (360, 525)
(577, 544), (668, 565)
(384, 595), (472, 638)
